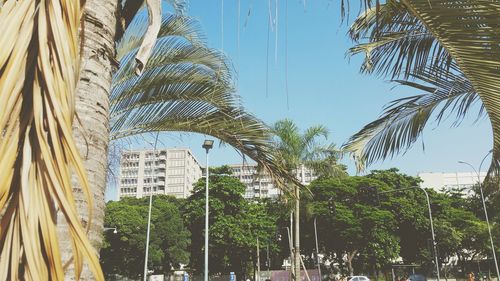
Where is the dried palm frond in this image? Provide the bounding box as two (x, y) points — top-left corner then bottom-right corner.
(0, 0), (103, 280)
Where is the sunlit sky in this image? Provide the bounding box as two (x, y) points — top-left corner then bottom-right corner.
(105, 0), (491, 201)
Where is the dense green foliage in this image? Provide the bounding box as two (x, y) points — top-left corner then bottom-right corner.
(100, 196), (190, 278)
(181, 168), (278, 279)
(101, 168), (498, 279)
(303, 175), (399, 276)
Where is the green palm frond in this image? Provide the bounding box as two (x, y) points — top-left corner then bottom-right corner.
(399, 0), (500, 173)
(346, 0), (500, 173)
(111, 42), (232, 120)
(271, 119), (344, 180)
(110, 13), (297, 192)
(305, 144), (348, 178)
(112, 107), (293, 192)
(344, 66), (483, 170)
(348, 0), (453, 79)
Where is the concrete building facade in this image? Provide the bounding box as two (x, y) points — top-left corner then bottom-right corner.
(118, 148), (202, 199)
(418, 171), (487, 194)
(229, 163), (317, 199)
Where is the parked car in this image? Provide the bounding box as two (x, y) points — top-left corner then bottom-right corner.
(347, 276), (370, 281)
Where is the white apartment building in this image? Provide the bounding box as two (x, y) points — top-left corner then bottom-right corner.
(418, 171), (487, 194)
(118, 148), (202, 199)
(229, 163), (317, 199)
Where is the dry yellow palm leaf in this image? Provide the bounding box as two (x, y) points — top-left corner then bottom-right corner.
(0, 0), (103, 280)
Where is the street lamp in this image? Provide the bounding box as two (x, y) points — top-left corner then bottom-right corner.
(458, 150), (499, 279)
(313, 218), (321, 280)
(144, 132), (160, 281)
(103, 227), (118, 234)
(379, 186), (440, 281)
(202, 139), (214, 281)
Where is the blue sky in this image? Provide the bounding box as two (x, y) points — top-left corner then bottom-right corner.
(105, 0), (491, 200)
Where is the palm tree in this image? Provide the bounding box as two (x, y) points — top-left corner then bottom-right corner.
(0, 1), (294, 279)
(109, 10), (294, 188)
(343, 0), (500, 175)
(73, 5), (298, 279)
(0, 0), (104, 280)
(271, 119), (345, 281)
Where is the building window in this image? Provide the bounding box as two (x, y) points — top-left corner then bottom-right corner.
(168, 177), (184, 184)
(169, 168), (184, 176)
(170, 151), (185, 159)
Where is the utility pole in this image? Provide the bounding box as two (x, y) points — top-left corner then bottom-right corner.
(143, 132), (159, 281)
(257, 237), (261, 281)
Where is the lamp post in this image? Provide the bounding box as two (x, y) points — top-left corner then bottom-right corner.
(103, 227), (118, 234)
(202, 139), (214, 281)
(458, 150), (499, 279)
(144, 132), (160, 281)
(314, 218), (321, 280)
(379, 186), (440, 281)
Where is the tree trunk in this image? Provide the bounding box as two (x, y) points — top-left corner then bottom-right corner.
(346, 250), (357, 277)
(57, 0), (118, 279)
(294, 185), (301, 281)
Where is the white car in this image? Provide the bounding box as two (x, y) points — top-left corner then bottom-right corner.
(347, 276), (370, 281)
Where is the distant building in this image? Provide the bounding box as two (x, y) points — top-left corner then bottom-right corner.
(418, 171), (486, 194)
(229, 163), (317, 199)
(118, 148), (202, 199)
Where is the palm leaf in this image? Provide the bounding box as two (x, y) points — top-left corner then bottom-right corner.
(0, 0), (103, 280)
(110, 13), (297, 193)
(399, 0), (500, 173)
(344, 66), (483, 170)
(117, 13), (206, 62)
(348, 0), (453, 79)
(271, 119), (344, 181)
(346, 0), (500, 173)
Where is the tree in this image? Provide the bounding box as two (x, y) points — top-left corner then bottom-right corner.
(100, 195), (190, 279)
(271, 119), (345, 281)
(306, 176), (399, 276)
(181, 170), (277, 280)
(109, 11), (293, 187)
(344, 0), (500, 175)
(0, 1), (295, 278)
(68, 3), (295, 279)
(432, 191), (490, 275)
(368, 169), (434, 267)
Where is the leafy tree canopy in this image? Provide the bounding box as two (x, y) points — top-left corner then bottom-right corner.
(305, 176), (399, 275)
(100, 195), (190, 278)
(181, 171), (277, 279)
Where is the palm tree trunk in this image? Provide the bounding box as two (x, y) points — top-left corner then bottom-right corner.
(57, 0), (119, 279)
(294, 185), (301, 281)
